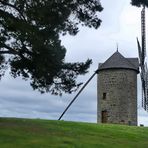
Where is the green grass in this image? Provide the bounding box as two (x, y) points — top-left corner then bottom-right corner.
(0, 118), (148, 148)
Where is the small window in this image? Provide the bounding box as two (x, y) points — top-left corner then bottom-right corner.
(103, 93), (107, 100)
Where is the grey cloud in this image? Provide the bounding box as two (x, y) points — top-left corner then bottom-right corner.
(0, 0), (147, 126)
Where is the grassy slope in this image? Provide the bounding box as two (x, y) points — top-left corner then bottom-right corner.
(0, 118), (148, 148)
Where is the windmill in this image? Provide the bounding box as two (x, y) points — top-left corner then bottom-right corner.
(137, 5), (148, 111)
(58, 5), (148, 121)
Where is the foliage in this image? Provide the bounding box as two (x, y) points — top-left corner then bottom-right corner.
(0, 118), (148, 148)
(0, 0), (103, 94)
(131, 0), (148, 7)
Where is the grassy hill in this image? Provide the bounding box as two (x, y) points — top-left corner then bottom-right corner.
(0, 118), (148, 148)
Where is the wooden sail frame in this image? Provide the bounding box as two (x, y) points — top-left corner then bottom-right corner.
(137, 6), (148, 111)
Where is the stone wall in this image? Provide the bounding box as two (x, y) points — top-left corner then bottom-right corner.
(97, 69), (137, 125)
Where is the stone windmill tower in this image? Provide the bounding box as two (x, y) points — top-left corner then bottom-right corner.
(97, 51), (139, 125)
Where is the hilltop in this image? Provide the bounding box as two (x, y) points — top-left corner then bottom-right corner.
(0, 118), (148, 148)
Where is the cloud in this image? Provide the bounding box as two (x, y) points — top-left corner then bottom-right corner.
(0, 0), (147, 126)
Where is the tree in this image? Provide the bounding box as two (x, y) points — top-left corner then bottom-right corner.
(131, 0), (148, 7)
(0, 0), (103, 95)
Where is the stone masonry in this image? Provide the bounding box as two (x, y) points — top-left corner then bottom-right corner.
(97, 51), (139, 126)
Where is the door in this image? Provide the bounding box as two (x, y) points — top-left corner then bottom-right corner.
(102, 110), (108, 123)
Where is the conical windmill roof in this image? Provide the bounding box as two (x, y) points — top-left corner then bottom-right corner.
(98, 51), (139, 72)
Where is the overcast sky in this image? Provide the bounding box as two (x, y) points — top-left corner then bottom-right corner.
(0, 0), (148, 126)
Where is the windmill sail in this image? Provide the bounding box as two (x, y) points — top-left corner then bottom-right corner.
(137, 38), (142, 66)
(137, 5), (148, 111)
(145, 64), (148, 110)
(141, 6), (146, 63)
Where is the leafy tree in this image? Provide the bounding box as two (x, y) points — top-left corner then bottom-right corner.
(131, 0), (148, 7)
(0, 0), (103, 95)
